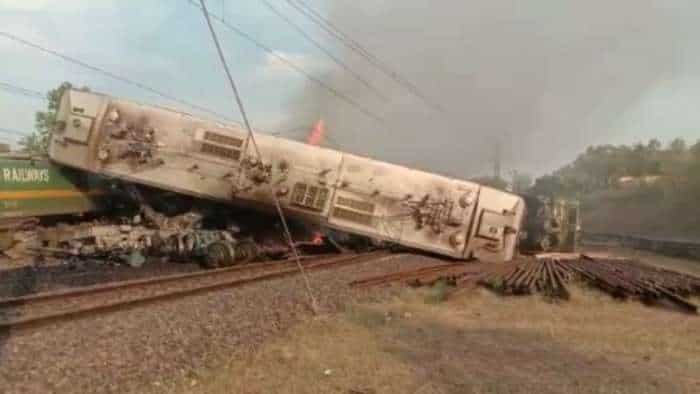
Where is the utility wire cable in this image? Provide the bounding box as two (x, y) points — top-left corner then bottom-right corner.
(186, 0), (384, 123)
(288, 0), (379, 66)
(260, 0), (388, 101)
(286, 0), (444, 113)
(198, 0), (319, 313)
(0, 31), (238, 123)
(0, 81), (47, 101)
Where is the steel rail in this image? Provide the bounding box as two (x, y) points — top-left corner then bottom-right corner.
(0, 252), (388, 330)
(0, 254), (334, 308)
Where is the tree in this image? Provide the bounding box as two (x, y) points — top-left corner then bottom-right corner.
(627, 143), (647, 177)
(690, 140), (700, 158)
(530, 174), (565, 197)
(511, 171), (533, 193)
(19, 82), (87, 154)
(647, 138), (661, 152)
(17, 133), (43, 154)
(669, 137), (686, 154)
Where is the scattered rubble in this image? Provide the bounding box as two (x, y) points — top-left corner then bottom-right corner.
(2, 184), (340, 270)
(31, 222), (268, 268)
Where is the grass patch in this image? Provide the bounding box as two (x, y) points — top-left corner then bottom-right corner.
(344, 304), (389, 329)
(423, 279), (452, 304)
(173, 283), (700, 394)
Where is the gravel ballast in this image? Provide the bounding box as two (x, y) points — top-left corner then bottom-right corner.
(0, 253), (445, 393)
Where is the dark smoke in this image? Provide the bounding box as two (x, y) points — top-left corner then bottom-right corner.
(286, 0), (697, 178)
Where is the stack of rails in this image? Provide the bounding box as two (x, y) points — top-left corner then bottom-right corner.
(476, 256), (700, 312)
(350, 255), (700, 313)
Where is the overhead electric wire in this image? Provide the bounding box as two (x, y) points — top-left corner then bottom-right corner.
(260, 0), (388, 101)
(286, 0), (444, 113)
(185, 0), (384, 123)
(0, 31), (237, 123)
(287, 0), (379, 64)
(0, 81), (47, 101)
(197, 0), (319, 312)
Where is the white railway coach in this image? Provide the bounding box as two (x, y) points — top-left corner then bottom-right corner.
(49, 89), (525, 262)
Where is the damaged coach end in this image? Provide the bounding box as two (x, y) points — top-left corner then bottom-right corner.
(48, 89), (525, 262)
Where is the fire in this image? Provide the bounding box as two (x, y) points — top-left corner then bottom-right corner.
(307, 119), (325, 146)
(311, 231), (324, 245)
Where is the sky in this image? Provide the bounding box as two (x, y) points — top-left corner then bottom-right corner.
(1, 0), (699, 178)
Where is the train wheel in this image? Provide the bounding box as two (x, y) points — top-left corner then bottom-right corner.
(204, 241), (235, 268)
(234, 241), (259, 264)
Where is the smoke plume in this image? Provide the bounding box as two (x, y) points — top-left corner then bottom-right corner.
(286, 0), (698, 178)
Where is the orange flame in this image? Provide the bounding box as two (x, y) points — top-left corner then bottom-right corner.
(311, 231), (323, 245)
(307, 119), (325, 146)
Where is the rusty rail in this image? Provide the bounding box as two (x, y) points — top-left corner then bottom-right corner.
(349, 254), (700, 313)
(349, 262), (463, 288)
(0, 253), (334, 308)
(0, 252), (388, 331)
(476, 256), (700, 313)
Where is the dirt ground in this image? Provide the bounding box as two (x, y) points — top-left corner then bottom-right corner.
(176, 248), (700, 394)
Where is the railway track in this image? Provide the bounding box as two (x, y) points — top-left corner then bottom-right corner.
(0, 259), (204, 298)
(350, 261), (468, 288)
(0, 251), (388, 331)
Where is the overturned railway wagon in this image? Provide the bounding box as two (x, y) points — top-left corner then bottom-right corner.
(48, 90), (525, 262)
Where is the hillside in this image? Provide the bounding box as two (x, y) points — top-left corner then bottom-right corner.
(581, 187), (700, 240)
(532, 138), (700, 239)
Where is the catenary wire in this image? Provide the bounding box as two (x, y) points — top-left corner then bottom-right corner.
(185, 0), (384, 123)
(260, 0), (388, 101)
(0, 31), (238, 123)
(285, 0), (444, 113)
(197, 0), (319, 312)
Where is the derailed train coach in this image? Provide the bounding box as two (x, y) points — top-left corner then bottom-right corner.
(48, 89), (526, 262)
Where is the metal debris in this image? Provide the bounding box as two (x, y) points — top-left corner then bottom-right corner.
(31, 221), (244, 267)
